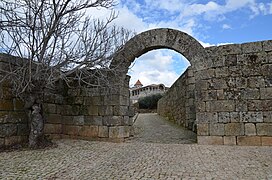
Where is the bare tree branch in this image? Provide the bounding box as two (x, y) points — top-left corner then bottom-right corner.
(0, 0), (133, 148)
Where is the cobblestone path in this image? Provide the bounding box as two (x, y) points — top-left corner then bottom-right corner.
(127, 113), (197, 144)
(1, 114), (272, 179)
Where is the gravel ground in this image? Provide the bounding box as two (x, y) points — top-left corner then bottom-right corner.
(0, 113), (271, 179)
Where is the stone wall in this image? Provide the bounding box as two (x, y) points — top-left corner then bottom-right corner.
(1, 29), (272, 147)
(44, 79), (134, 141)
(196, 40), (272, 146)
(158, 40), (272, 146)
(0, 53), (134, 147)
(0, 83), (28, 147)
(157, 67), (196, 131)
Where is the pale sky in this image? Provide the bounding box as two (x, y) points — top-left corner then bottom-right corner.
(108, 0), (272, 87)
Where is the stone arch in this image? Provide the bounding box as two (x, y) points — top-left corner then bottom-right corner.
(108, 28), (209, 140)
(110, 28), (207, 75)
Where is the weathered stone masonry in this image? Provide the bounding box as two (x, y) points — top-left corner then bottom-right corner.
(1, 28), (272, 147)
(157, 67), (196, 131)
(158, 39), (272, 146)
(0, 53), (134, 147)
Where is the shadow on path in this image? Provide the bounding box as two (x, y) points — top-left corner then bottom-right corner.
(127, 113), (197, 144)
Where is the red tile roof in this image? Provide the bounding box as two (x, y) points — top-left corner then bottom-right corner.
(134, 79), (143, 86)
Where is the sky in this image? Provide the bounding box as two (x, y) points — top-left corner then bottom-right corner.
(3, 0), (271, 87)
(97, 0), (272, 87)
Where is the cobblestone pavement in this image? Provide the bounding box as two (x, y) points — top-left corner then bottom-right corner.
(127, 113), (197, 144)
(1, 114), (272, 179)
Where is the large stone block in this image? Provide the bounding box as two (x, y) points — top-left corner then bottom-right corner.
(197, 124), (209, 135)
(197, 136), (223, 145)
(230, 112), (240, 122)
(195, 80), (208, 90)
(109, 126), (130, 138)
(224, 89), (241, 100)
(13, 99), (24, 111)
(209, 78), (228, 90)
(84, 97), (94, 105)
(241, 41), (262, 53)
(262, 100), (272, 111)
(237, 136), (261, 146)
(268, 52), (272, 63)
(43, 103), (57, 114)
(91, 97), (103, 106)
(210, 123), (224, 136)
(215, 67), (229, 78)
(207, 100), (235, 112)
(260, 87), (272, 100)
(256, 123), (272, 136)
(0, 138), (4, 147)
(4, 136), (27, 146)
(87, 106), (99, 116)
(0, 112), (10, 123)
(44, 124), (62, 134)
(62, 125), (80, 136)
(263, 112), (272, 123)
(73, 116), (84, 125)
(247, 100), (263, 111)
(235, 100), (248, 112)
(263, 40), (272, 51)
(98, 126), (109, 138)
(123, 116), (134, 126)
(261, 64), (272, 76)
(225, 54), (237, 66)
(113, 106), (128, 116)
(196, 102), (205, 112)
(60, 105), (80, 116)
(248, 76), (265, 88)
(45, 114), (62, 124)
(213, 56), (225, 67)
(103, 116), (124, 126)
(79, 125), (98, 137)
(85, 116), (103, 126)
(61, 116), (74, 125)
(0, 124), (17, 137)
(98, 106), (113, 116)
(196, 112), (217, 124)
(245, 123), (256, 136)
(240, 112), (263, 123)
(0, 100), (13, 111)
(217, 44), (242, 55)
(195, 69), (215, 80)
(262, 77), (271, 88)
(218, 112), (230, 123)
(0, 86), (13, 99)
(223, 136), (237, 145)
(225, 123), (244, 136)
(104, 95), (121, 106)
(261, 137), (272, 146)
(17, 124), (29, 136)
(241, 88), (260, 100)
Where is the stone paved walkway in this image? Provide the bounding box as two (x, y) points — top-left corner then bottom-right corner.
(0, 113), (272, 179)
(127, 113), (197, 144)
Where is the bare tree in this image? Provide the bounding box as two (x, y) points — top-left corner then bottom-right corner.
(0, 0), (132, 148)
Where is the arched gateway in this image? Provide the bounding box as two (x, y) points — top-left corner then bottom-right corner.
(110, 28), (207, 74)
(1, 28), (271, 146)
(109, 28), (208, 141)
